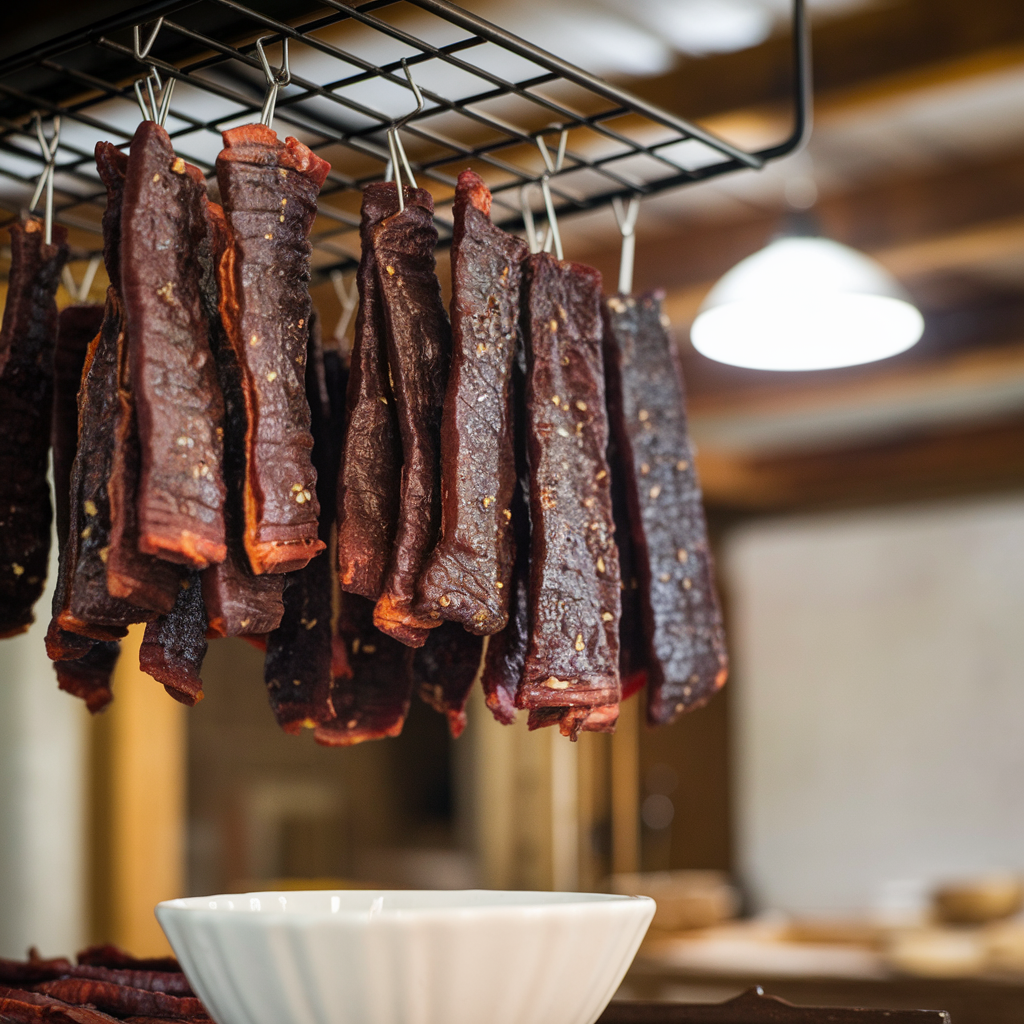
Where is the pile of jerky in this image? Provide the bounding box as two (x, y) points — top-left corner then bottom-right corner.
(0, 115), (727, 743)
(0, 944), (208, 1024)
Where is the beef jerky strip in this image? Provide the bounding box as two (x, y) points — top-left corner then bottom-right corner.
(315, 593), (414, 746)
(0, 962), (72, 987)
(264, 315), (337, 732)
(527, 702), (619, 740)
(139, 572), (207, 706)
(0, 995), (119, 1024)
(371, 187), (451, 646)
(65, 967), (191, 998)
(122, 1018), (212, 1024)
(517, 253), (621, 713)
(0, 218), (68, 638)
(121, 121), (226, 568)
(75, 948), (179, 974)
(336, 183), (402, 600)
(55, 640), (119, 713)
(201, 202), (284, 637)
(413, 622), (485, 738)
(35, 981), (204, 1020)
(416, 171), (527, 634)
(216, 123), (330, 574)
(602, 292), (727, 724)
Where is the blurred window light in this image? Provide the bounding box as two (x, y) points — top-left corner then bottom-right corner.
(642, 793), (675, 830)
(691, 236), (925, 371)
(640, 0), (773, 56)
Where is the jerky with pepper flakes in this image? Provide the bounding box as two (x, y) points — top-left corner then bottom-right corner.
(121, 120), (227, 569)
(139, 573), (207, 706)
(413, 622), (485, 738)
(0, 218), (68, 638)
(35, 980), (204, 1020)
(372, 187), (451, 646)
(518, 253), (621, 715)
(602, 292), (727, 724)
(336, 182), (402, 600)
(316, 594), (414, 747)
(216, 123), (330, 574)
(416, 171), (527, 635)
(201, 202), (284, 637)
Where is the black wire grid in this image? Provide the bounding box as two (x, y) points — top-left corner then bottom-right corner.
(0, 0), (810, 281)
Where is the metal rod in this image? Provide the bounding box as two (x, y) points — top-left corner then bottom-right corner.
(612, 195), (640, 296)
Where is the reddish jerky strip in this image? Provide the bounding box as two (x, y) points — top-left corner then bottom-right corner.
(201, 203), (284, 637)
(65, 967), (191, 998)
(139, 573), (207, 706)
(0, 988), (120, 1024)
(0, 219), (68, 637)
(55, 641), (119, 713)
(216, 124), (329, 574)
(35, 981), (203, 1020)
(372, 188), (451, 646)
(413, 622), (485, 738)
(0, 962), (72, 986)
(416, 171), (526, 634)
(602, 293), (727, 724)
(527, 703), (620, 740)
(336, 184), (402, 600)
(121, 121), (226, 568)
(315, 594), (414, 746)
(264, 317), (338, 732)
(75, 948), (179, 974)
(518, 254), (621, 710)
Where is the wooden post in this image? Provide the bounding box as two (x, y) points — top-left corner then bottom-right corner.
(611, 696), (641, 874)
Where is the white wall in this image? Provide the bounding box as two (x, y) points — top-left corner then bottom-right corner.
(727, 494), (1024, 917)
(0, 533), (88, 957)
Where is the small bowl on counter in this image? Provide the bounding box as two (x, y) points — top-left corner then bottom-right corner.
(157, 889), (655, 1024)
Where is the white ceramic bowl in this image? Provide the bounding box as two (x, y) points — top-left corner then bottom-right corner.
(157, 889), (654, 1024)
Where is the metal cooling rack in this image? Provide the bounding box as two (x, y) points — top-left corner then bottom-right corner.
(0, 0), (809, 281)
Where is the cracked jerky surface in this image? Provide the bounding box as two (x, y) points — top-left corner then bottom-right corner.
(216, 123), (330, 574)
(518, 253), (621, 710)
(602, 292), (727, 724)
(417, 170), (527, 635)
(316, 593), (414, 746)
(264, 315), (339, 732)
(121, 120), (226, 569)
(139, 572), (207, 707)
(0, 219), (68, 637)
(413, 622), (485, 738)
(336, 182), (402, 599)
(201, 202), (284, 636)
(371, 187), (451, 646)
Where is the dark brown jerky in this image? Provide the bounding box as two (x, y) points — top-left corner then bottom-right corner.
(264, 316), (338, 733)
(201, 202), (284, 637)
(0, 994), (118, 1024)
(65, 967), (191, 998)
(121, 120), (226, 568)
(518, 253), (621, 710)
(216, 123), (330, 574)
(0, 961), (72, 986)
(602, 293), (727, 724)
(75, 948), (179, 974)
(527, 702), (619, 740)
(139, 572), (207, 706)
(0, 218), (68, 638)
(413, 622), (485, 738)
(371, 188), (451, 646)
(416, 170), (527, 635)
(336, 184), (404, 599)
(55, 641), (119, 713)
(315, 593), (414, 746)
(35, 980), (204, 1020)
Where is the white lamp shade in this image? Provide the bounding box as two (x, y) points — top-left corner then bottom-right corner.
(691, 236), (925, 371)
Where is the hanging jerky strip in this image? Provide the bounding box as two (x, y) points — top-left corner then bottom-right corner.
(54, 641), (119, 714)
(120, 120), (226, 569)
(372, 187), (451, 646)
(336, 182), (402, 600)
(413, 622), (484, 738)
(316, 593), (414, 746)
(602, 292), (727, 724)
(0, 218), (68, 637)
(518, 253), (621, 718)
(201, 202), (284, 637)
(36, 980), (205, 1020)
(264, 315), (337, 732)
(416, 170), (527, 634)
(139, 572), (207, 706)
(216, 123), (330, 574)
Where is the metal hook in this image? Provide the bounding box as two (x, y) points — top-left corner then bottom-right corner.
(29, 114), (60, 246)
(330, 270), (359, 353)
(520, 184), (540, 254)
(534, 128), (568, 261)
(611, 195), (640, 296)
(256, 36), (291, 129)
(62, 255), (102, 304)
(386, 60), (423, 213)
(133, 18), (165, 62)
(133, 18), (174, 126)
